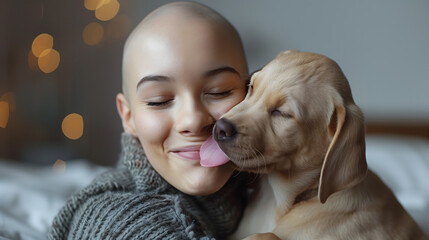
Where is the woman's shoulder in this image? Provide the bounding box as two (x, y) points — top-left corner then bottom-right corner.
(48, 168), (211, 239)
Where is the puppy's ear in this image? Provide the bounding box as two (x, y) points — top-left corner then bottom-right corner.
(318, 102), (368, 203)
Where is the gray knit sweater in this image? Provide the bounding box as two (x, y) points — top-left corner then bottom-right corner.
(48, 133), (247, 240)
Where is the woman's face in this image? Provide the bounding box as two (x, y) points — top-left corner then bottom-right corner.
(118, 17), (248, 195)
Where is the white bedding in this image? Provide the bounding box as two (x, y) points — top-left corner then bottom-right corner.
(366, 135), (429, 234)
(0, 160), (111, 240)
(1, 135), (429, 239)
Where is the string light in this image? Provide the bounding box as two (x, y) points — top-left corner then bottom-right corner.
(62, 113), (84, 140)
(31, 33), (53, 57)
(95, 0), (120, 21)
(84, 0), (106, 11)
(38, 49), (60, 73)
(0, 92), (16, 112)
(82, 22), (104, 46)
(30, 33), (60, 73)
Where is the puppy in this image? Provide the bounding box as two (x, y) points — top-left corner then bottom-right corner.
(214, 51), (428, 240)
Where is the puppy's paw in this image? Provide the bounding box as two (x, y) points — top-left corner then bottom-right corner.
(242, 232), (282, 240)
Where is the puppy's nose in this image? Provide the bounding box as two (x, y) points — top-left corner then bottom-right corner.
(214, 118), (237, 141)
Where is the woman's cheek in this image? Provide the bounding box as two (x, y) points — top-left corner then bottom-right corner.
(133, 109), (171, 144)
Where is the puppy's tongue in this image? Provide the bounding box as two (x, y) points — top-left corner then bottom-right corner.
(200, 135), (229, 167)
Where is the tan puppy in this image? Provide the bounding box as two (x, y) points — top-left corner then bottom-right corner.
(213, 51), (428, 240)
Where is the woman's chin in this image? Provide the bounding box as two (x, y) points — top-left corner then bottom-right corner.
(178, 165), (234, 196)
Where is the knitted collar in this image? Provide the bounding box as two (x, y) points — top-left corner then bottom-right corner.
(118, 132), (247, 238)
(119, 132), (175, 193)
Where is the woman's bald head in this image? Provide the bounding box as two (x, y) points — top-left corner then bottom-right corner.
(121, 2), (247, 99)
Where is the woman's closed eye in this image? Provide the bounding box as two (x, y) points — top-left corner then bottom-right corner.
(146, 100), (172, 106)
(206, 90), (232, 98)
(145, 98), (174, 107)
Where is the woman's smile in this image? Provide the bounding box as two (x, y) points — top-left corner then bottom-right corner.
(170, 145), (202, 161)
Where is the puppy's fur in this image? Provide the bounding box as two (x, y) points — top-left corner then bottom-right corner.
(215, 51), (428, 240)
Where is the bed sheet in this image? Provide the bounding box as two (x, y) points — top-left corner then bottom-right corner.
(366, 135), (429, 235)
(0, 159), (111, 240)
(1, 135), (429, 239)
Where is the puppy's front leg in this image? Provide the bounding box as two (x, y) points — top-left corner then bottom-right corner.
(243, 232), (282, 240)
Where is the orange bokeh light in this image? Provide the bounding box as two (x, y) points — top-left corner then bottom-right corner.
(95, 0), (120, 21)
(52, 159), (66, 173)
(38, 48), (60, 73)
(62, 113), (84, 140)
(82, 22), (104, 46)
(0, 101), (9, 128)
(32, 33), (53, 58)
(84, 0), (106, 11)
(0, 92), (16, 112)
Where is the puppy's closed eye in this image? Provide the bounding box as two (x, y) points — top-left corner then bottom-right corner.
(270, 109), (293, 118)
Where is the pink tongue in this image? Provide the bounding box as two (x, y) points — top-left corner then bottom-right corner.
(200, 135), (230, 167)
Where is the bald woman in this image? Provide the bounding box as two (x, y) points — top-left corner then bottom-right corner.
(49, 2), (249, 239)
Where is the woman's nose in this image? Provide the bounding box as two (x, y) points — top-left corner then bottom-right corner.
(175, 99), (214, 135)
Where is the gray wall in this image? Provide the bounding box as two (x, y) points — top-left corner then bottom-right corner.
(132, 0), (429, 123)
(198, 0), (429, 123)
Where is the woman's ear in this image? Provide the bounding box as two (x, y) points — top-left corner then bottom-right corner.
(116, 93), (137, 137)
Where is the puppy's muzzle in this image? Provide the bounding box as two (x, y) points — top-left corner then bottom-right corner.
(214, 118), (237, 141)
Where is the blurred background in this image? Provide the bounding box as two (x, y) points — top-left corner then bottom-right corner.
(1, 0), (428, 166)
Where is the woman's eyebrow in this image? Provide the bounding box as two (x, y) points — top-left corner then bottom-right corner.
(136, 75), (170, 91)
(204, 66), (239, 78)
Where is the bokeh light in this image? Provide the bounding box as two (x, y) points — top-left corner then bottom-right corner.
(38, 48), (60, 73)
(0, 101), (9, 128)
(82, 22), (104, 46)
(62, 113), (84, 140)
(95, 0), (120, 21)
(84, 0), (106, 11)
(106, 14), (131, 40)
(0, 92), (16, 112)
(32, 33), (53, 58)
(52, 159), (66, 173)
